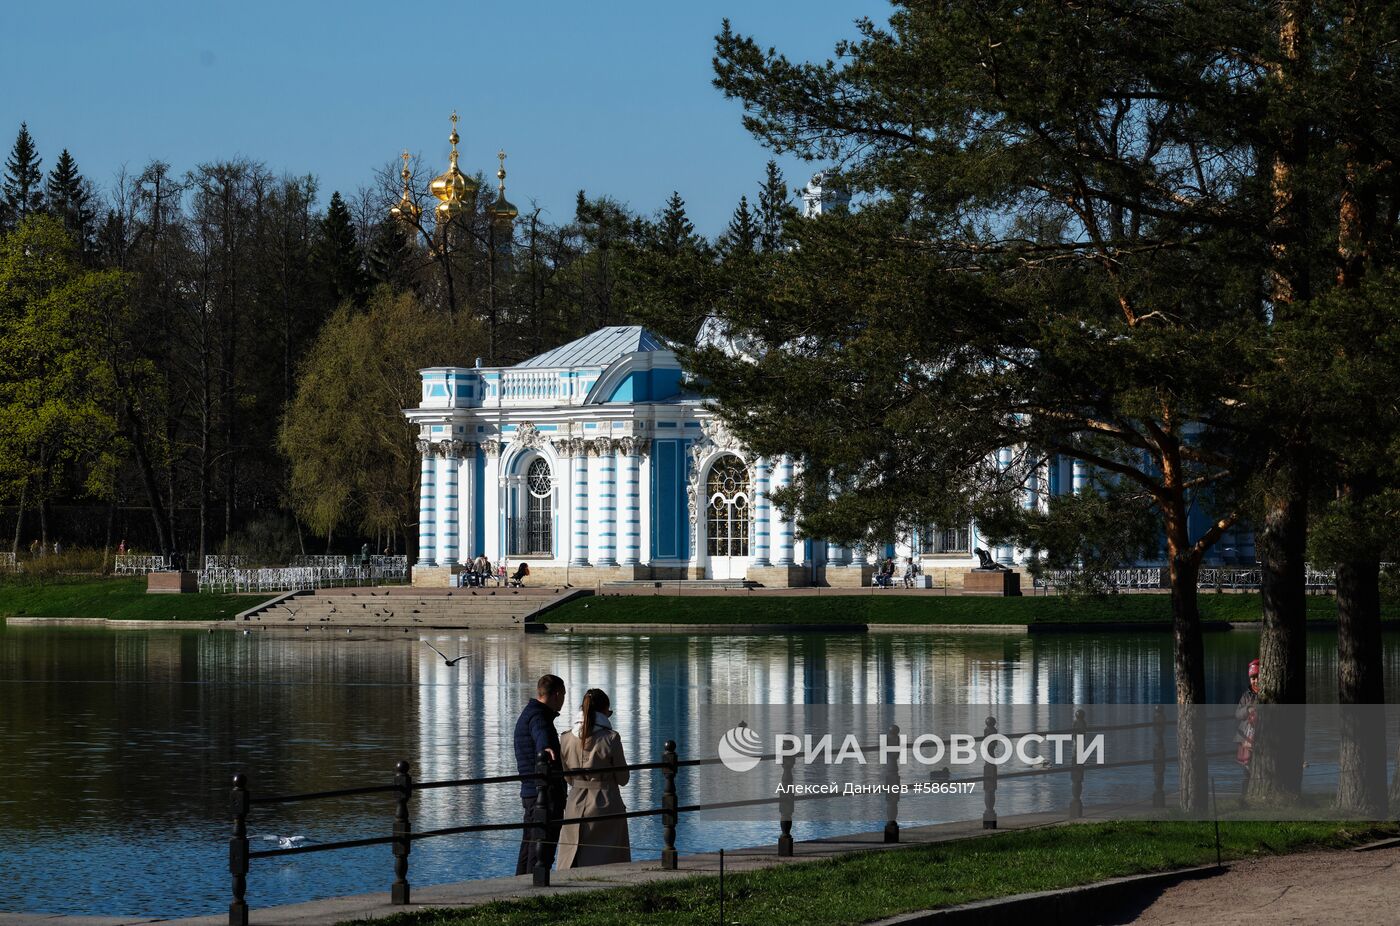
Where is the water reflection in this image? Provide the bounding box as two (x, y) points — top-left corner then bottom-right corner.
(0, 624), (1395, 916)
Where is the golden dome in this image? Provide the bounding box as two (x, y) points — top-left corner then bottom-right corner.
(390, 150), (422, 223)
(488, 149), (518, 223)
(435, 198), (466, 222)
(430, 111), (478, 209)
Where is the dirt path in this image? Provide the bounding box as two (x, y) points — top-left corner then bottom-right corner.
(1124, 847), (1399, 924)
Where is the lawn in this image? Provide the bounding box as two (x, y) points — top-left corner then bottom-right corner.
(545, 591), (1365, 626)
(0, 577), (273, 621)
(340, 820), (1399, 926)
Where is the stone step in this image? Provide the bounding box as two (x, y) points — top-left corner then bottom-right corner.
(237, 588), (587, 629)
(601, 578), (758, 590)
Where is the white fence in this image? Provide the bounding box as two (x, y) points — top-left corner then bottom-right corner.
(1034, 567), (1166, 590)
(197, 558), (408, 594)
(1033, 564), (1372, 592)
(291, 555), (348, 568)
(204, 555), (246, 570)
(114, 554), (172, 575)
(371, 555), (408, 578)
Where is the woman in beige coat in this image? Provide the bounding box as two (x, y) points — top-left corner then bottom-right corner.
(556, 688), (631, 868)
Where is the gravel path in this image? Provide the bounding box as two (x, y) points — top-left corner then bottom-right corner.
(1123, 847), (1399, 924)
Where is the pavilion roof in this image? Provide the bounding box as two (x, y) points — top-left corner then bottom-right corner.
(514, 326), (668, 370)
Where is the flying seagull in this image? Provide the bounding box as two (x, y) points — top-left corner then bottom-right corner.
(421, 639), (468, 666)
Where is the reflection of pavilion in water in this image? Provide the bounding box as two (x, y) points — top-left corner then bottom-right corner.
(402, 633), (1177, 834)
(404, 633), (1178, 828)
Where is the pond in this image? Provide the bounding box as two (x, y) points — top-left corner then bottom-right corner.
(0, 623), (1396, 917)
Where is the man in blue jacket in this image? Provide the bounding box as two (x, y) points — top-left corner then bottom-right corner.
(514, 673), (567, 876)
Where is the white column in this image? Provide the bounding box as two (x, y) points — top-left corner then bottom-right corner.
(619, 439), (643, 566)
(751, 457), (772, 567)
(416, 440), (436, 566)
(996, 447), (1015, 565)
(437, 440), (460, 567)
(1073, 459), (1088, 494)
(774, 455), (795, 566)
(569, 439), (590, 567)
(593, 438), (619, 567)
(458, 442), (477, 564)
(483, 440), (503, 563)
(825, 539), (845, 567)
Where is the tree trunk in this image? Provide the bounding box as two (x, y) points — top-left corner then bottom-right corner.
(102, 500), (116, 568)
(1335, 555), (1387, 816)
(1251, 468), (1308, 803)
(11, 481), (26, 558)
(1157, 472), (1209, 814)
(127, 412), (171, 555)
(1168, 550), (1208, 813)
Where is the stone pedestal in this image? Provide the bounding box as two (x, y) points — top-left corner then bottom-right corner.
(147, 571), (197, 594)
(962, 569), (1023, 596)
(747, 565), (810, 588)
(823, 565), (874, 588)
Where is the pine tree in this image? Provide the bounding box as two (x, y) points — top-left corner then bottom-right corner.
(366, 219), (415, 293)
(656, 192), (698, 257)
(45, 149), (94, 251)
(718, 195), (758, 259)
(756, 161), (794, 252)
(705, 2), (1400, 811)
(311, 191), (366, 308)
(2, 123), (44, 229)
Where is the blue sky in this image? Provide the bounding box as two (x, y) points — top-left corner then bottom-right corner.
(2, 1), (889, 235)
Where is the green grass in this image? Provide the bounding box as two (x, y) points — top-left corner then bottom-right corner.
(341, 820), (1398, 926)
(548, 592), (1368, 626)
(0, 576), (273, 620)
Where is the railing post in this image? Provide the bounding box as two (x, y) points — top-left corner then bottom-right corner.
(661, 739), (679, 870)
(883, 723), (901, 843)
(391, 760), (412, 904)
(777, 752), (795, 856)
(1070, 709), (1086, 818)
(1152, 705), (1166, 809)
(982, 715), (998, 830)
(228, 773), (250, 926)
(532, 752), (553, 886)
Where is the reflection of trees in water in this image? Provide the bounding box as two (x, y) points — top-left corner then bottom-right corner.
(2, 628), (1396, 832)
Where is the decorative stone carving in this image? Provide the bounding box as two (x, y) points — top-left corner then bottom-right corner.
(588, 437), (615, 457)
(415, 439), (433, 456)
(482, 439), (503, 458)
(699, 416), (742, 453)
(514, 421), (544, 450)
(618, 436), (649, 458)
(435, 438), (464, 458)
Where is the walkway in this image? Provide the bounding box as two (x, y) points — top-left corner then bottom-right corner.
(1115, 844), (1400, 925)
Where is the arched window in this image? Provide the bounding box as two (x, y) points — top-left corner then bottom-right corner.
(523, 458), (553, 555)
(706, 455), (750, 557)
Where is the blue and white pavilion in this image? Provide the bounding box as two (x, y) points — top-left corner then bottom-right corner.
(405, 325), (895, 586)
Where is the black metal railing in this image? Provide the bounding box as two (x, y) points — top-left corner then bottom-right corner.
(224, 709), (1236, 925)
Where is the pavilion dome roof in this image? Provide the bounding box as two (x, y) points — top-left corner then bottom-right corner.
(514, 326), (669, 369)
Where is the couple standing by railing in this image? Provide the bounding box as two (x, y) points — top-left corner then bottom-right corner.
(513, 674), (630, 874)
